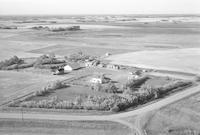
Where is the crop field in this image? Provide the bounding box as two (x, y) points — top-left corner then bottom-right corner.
(108, 48), (200, 74)
(0, 119), (131, 135)
(0, 19), (200, 61)
(144, 92), (200, 135)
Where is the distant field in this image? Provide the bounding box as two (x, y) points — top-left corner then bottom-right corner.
(144, 92), (200, 135)
(30, 44), (133, 56)
(108, 48), (200, 74)
(0, 119), (131, 135)
(0, 21), (200, 60)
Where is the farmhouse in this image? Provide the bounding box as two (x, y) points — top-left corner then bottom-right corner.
(64, 63), (81, 72)
(90, 78), (103, 84)
(90, 74), (111, 84)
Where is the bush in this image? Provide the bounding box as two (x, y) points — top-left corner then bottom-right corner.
(34, 55), (65, 68)
(65, 51), (96, 62)
(123, 76), (149, 93)
(50, 26), (80, 32)
(34, 80), (69, 96)
(0, 56), (24, 69)
(91, 82), (119, 93)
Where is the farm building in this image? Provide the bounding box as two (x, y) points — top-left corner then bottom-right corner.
(85, 60), (100, 67)
(105, 52), (111, 57)
(64, 63), (81, 72)
(107, 64), (120, 70)
(98, 63), (106, 68)
(128, 74), (140, 80)
(128, 71), (142, 80)
(53, 68), (64, 75)
(85, 61), (93, 67)
(90, 78), (103, 84)
(90, 74), (111, 84)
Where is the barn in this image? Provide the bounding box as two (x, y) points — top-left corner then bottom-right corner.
(64, 63), (81, 72)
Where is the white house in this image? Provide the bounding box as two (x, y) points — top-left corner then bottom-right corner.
(90, 74), (111, 84)
(64, 63), (81, 72)
(90, 78), (103, 84)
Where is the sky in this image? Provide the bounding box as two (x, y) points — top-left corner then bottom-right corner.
(0, 0), (200, 15)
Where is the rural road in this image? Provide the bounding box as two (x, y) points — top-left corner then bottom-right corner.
(0, 82), (200, 135)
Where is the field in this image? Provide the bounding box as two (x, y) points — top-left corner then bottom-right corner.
(0, 70), (66, 105)
(0, 119), (131, 135)
(107, 48), (200, 74)
(144, 91), (200, 135)
(0, 15), (200, 135)
(1, 16), (200, 61)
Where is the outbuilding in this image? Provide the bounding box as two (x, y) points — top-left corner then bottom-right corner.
(64, 63), (81, 72)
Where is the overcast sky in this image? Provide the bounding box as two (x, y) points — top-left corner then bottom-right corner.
(0, 0), (200, 15)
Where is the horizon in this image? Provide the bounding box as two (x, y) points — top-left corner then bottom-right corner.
(0, 0), (200, 15)
(0, 13), (200, 17)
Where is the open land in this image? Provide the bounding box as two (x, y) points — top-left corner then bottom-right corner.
(0, 15), (200, 135)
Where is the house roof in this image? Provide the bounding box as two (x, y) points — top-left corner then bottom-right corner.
(65, 62), (81, 69)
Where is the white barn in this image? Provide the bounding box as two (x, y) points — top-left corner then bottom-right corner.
(64, 63), (81, 72)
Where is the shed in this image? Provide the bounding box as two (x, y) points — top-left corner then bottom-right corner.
(64, 63), (81, 71)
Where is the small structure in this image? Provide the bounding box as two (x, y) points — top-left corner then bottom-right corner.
(98, 63), (106, 68)
(85, 61), (94, 67)
(128, 70), (142, 80)
(53, 68), (64, 75)
(90, 78), (103, 84)
(85, 60), (100, 67)
(64, 63), (81, 72)
(107, 64), (120, 70)
(128, 74), (140, 80)
(90, 74), (111, 84)
(105, 52), (111, 57)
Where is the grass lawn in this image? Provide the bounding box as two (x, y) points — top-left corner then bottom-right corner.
(31, 85), (112, 101)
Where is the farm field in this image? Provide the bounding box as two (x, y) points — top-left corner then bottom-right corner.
(144, 91), (200, 135)
(0, 70), (66, 105)
(0, 119), (131, 135)
(0, 16), (200, 61)
(108, 48), (200, 74)
(0, 15), (200, 135)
